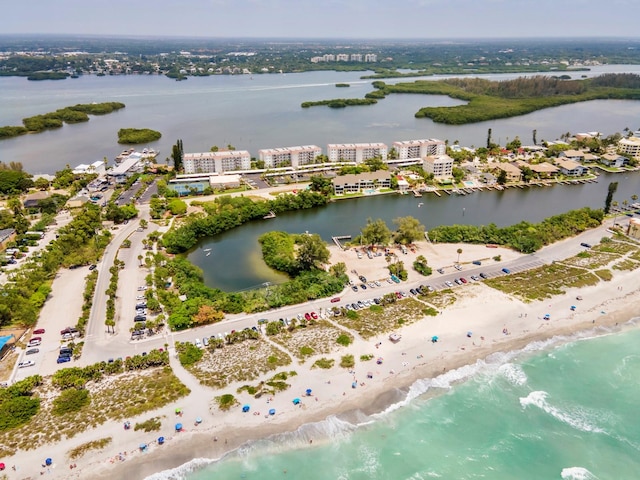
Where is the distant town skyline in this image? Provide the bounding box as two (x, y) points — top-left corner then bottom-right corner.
(2, 0), (639, 40)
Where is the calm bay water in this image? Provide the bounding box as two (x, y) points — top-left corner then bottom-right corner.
(2, 65), (640, 173)
(190, 170), (640, 292)
(149, 324), (640, 480)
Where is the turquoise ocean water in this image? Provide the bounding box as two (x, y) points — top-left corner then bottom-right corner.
(150, 324), (640, 480)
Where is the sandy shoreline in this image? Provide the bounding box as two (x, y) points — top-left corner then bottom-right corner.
(5, 234), (640, 479)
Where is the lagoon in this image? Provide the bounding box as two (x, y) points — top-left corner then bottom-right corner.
(189, 170), (640, 292)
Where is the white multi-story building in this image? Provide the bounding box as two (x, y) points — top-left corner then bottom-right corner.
(364, 54), (377, 62)
(183, 151), (251, 174)
(327, 143), (388, 163)
(393, 139), (446, 160)
(258, 145), (322, 169)
(618, 136), (640, 159)
(350, 53), (362, 62)
(423, 154), (454, 178)
(336, 54), (349, 62)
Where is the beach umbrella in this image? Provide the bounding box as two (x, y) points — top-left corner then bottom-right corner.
(0, 463), (5, 471)
(543, 314), (550, 320)
(175, 423), (183, 431)
(352, 381), (357, 389)
(293, 398), (301, 405)
(431, 336), (439, 343)
(45, 458), (52, 466)
(306, 388), (312, 396)
(376, 357), (383, 364)
(466, 331), (473, 338)
(158, 437), (165, 445)
(242, 405), (250, 412)
(570, 305), (576, 311)
(195, 417), (202, 424)
(367, 372), (373, 379)
(175, 408), (182, 414)
(139, 443), (147, 451)
(269, 408), (276, 415)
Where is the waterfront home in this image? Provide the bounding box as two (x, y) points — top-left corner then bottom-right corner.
(559, 149), (586, 163)
(600, 153), (628, 168)
(492, 162), (521, 182)
(554, 158), (587, 176)
(628, 218), (640, 240)
(331, 171), (391, 195)
(0, 228), (16, 251)
(395, 175), (410, 193)
(22, 191), (52, 209)
(66, 195), (90, 209)
(514, 160), (559, 179)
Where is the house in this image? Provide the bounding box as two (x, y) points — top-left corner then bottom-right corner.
(395, 175), (410, 193)
(0, 228), (16, 250)
(555, 158), (587, 176)
(23, 191), (52, 209)
(331, 171), (391, 195)
(560, 149), (586, 162)
(583, 153), (599, 163)
(600, 153), (628, 168)
(514, 160), (559, 178)
(492, 162), (521, 182)
(66, 195), (90, 209)
(480, 172), (497, 185)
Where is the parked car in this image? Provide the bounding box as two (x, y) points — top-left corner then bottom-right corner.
(410, 288), (417, 295)
(28, 339), (41, 347)
(445, 281), (454, 287)
(360, 284), (367, 290)
(33, 328), (45, 335)
(454, 264), (462, 271)
(25, 348), (40, 355)
(351, 285), (358, 292)
(331, 297), (341, 303)
(18, 360), (35, 368)
(134, 315), (146, 322)
(57, 356), (71, 364)
(310, 311), (318, 320)
(202, 337), (209, 347)
(459, 277), (467, 284)
(502, 268), (511, 274)
(479, 273), (488, 279)
(437, 268), (445, 274)
(454, 279), (462, 285)
(359, 275), (367, 283)
(60, 327), (78, 335)
(426, 285), (434, 292)
(195, 338), (203, 348)
(89, 264), (97, 271)
(580, 242), (592, 248)
(304, 312), (311, 321)
(470, 275), (480, 281)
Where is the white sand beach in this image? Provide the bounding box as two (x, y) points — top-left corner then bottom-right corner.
(5, 236), (640, 480)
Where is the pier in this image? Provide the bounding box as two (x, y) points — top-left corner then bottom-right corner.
(332, 235), (351, 250)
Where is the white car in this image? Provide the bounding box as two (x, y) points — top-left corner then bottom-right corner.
(18, 360), (35, 368)
(194, 338), (203, 349)
(445, 281), (454, 287)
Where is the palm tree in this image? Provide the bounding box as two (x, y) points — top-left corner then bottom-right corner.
(457, 248), (463, 263)
(612, 201), (619, 224)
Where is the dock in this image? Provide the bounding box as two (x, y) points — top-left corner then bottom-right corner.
(332, 235), (351, 250)
(432, 190), (442, 197)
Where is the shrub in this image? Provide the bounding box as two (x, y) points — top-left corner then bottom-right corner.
(0, 396), (40, 431)
(299, 346), (314, 357)
(215, 394), (238, 411)
(176, 342), (203, 366)
(340, 354), (355, 369)
(52, 388), (90, 415)
(312, 358), (335, 369)
(134, 417), (162, 432)
(336, 334), (352, 347)
(360, 354), (374, 361)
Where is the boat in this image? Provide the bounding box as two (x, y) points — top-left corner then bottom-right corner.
(205, 252), (211, 256)
(203, 248), (212, 252)
(263, 211), (276, 219)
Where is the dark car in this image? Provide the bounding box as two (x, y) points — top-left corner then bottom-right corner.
(479, 273), (488, 279)
(89, 264), (97, 271)
(60, 327), (78, 335)
(33, 328), (45, 335)
(501, 268), (511, 274)
(134, 315), (147, 322)
(410, 288), (417, 295)
(359, 275), (367, 283)
(58, 350), (72, 358)
(26, 348), (40, 355)
(437, 268), (445, 274)
(580, 242), (592, 248)
(57, 356), (71, 364)
(360, 284), (367, 290)
(351, 285), (358, 292)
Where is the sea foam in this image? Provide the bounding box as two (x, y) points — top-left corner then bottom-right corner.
(519, 391), (605, 433)
(143, 457), (217, 480)
(561, 466), (598, 479)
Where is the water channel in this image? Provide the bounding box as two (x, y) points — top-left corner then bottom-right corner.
(189, 171), (640, 291)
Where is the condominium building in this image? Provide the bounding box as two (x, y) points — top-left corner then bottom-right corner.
(258, 145), (322, 169)
(364, 54), (377, 62)
(327, 143), (388, 163)
(423, 154), (454, 178)
(331, 171), (391, 195)
(336, 54), (349, 62)
(183, 151), (251, 174)
(350, 53), (362, 62)
(618, 136), (640, 159)
(393, 139), (446, 160)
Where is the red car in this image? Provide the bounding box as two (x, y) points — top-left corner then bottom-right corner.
(310, 312), (318, 320)
(459, 277), (467, 284)
(330, 297), (340, 303)
(304, 312), (311, 321)
(33, 328), (45, 335)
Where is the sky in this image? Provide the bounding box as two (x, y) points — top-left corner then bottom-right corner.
(2, 0), (638, 39)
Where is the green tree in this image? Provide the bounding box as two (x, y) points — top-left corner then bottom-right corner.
(361, 218), (392, 247)
(167, 198), (187, 215)
(309, 175), (333, 195)
(171, 139), (184, 172)
(457, 248), (463, 263)
(296, 233), (330, 271)
(393, 216), (425, 245)
(452, 167), (465, 183)
(604, 181), (618, 214)
(496, 169), (508, 185)
(487, 128), (492, 149)
(364, 156), (386, 172)
(532, 129), (537, 145)
(34, 177), (50, 190)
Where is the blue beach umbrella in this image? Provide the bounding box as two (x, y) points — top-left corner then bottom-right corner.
(175, 423), (183, 431)
(306, 388), (312, 396)
(195, 417), (202, 424)
(431, 336), (439, 343)
(293, 398), (301, 405)
(269, 408), (276, 415)
(158, 437), (165, 445)
(242, 405), (250, 412)
(466, 331), (473, 337)
(45, 458), (52, 466)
